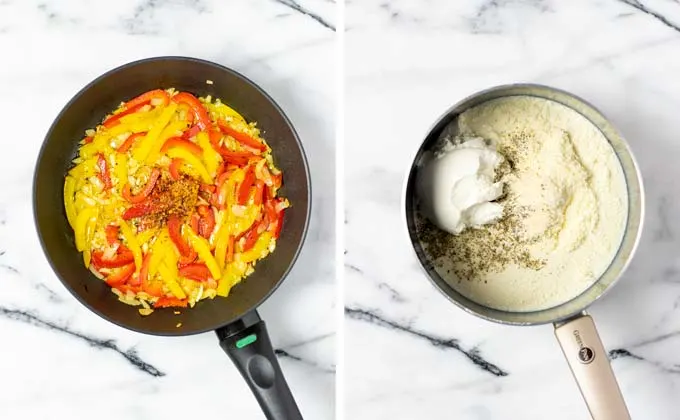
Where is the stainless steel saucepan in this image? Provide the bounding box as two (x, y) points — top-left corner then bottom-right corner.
(403, 84), (644, 420)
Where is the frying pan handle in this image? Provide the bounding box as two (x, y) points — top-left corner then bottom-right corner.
(216, 311), (303, 420)
(554, 314), (630, 420)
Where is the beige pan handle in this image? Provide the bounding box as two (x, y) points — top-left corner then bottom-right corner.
(554, 314), (630, 420)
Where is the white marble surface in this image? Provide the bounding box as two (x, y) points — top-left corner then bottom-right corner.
(345, 1), (680, 419)
(0, 1), (335, 419)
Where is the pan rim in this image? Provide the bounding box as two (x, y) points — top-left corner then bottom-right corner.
(402, 83), (644, 326)
(33, 55), (312, 336)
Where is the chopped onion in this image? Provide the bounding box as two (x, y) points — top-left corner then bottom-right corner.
(196, 285), (204, 302)
(89, 266), (104, 279)
(102, 246), (118, 261)
(232, 205), (247, 217)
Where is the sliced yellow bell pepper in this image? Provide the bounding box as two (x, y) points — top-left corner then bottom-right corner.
(118, 218), (142, 273)
(214, 232), (228, 270)
(83, 250), (91, 269)
(132, 103), (177, 162)
(63, 176), (77, 228)
(118, 106), (161, 126)
(232, 203), (261, 238)
(166, 148), (212, 183)
(237, 232), (273, 263)
(136, 228), (157, 247)
(102, 107), (163, 139)
(217, 261), (248, 297)
(216, 268), (234, 297)
(210, 209), (227, 247)
(184, 226), (221, 279)
(196, 131), (221, 176)
(68, 157), (98, 179)
(78, 139), (105, 159)
(74, 191), (91, 213)
(74, 207), (98, 251)
(146, 119), (189, 164)
(85, 214), (98, 245)
(163, 240), (179, 274)
(158, 262), (186, 299)
(148, 229), (171, 278)
(208, 101), (247, 124)
(114, 153), (128, 187)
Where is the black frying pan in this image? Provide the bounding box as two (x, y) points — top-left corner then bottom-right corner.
(33, 57), (311, 419)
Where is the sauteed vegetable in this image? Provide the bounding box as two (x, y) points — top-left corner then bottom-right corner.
(63, 88), (289, 315)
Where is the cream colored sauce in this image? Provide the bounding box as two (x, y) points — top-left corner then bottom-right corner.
(433, 96), (628, 312)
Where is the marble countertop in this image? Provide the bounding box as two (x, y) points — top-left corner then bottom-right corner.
(0, 1), (335, 419)
(345, 1), (680, 419)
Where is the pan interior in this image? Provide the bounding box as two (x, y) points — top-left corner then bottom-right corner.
(404, 84), (643, 326)
(34, 57), (310, 335)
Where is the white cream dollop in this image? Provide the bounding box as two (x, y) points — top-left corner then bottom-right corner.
(416, 138), (505, 235)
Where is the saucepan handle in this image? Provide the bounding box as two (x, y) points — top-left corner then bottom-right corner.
(216, 311), (303, 420)
(554, 314), (630, 420)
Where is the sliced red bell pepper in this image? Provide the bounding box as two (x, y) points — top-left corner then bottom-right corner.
(253, 180), (265, 206)
(272, 213), (284, 238)
(200, 183), (216, 194)
(198, 184), (216, 204)
(216, 171), (231, 188)
(97, 153), (112, 190)
(115, 284), (141, 295)
(272, 172), (282, 189)
(167, 215), (196, 260)
(125, 89), (170, 110)
(183, 125), (202, 140)
(122, 168), (160, 204)
(154, 297), (189, 308)
(117, 132), (146, 153)
(122, 201), (157, 220)
(210, 190), (220, 208)
(226, 235), (235, 264)
(209, 130), (254, 166)
(197, 205), (215, 239)
(215, 161), (226, 178)
(169, 158), (183, 180)
(209, 129), (223, 149)
(178, 263), (211, 282)
(105, 225), (120, 245)
(105, 263), (135, 286)
(190, 213), (200, 234)
(223, 151), (254, 166)
(240, 223), (262, 252)
(218, 120), (266, 152)
(179, 252), (197, 266)
(135, 252), (152, 287)
(238, 166), (255, 205)
(92, 247), (135, 268)
(103, 102), (149, 129)
(172, 92), (211, 130)
(160, 136), (203, 157)
(264, 199), (282, 239)
(271, 199), (288, 238)
(178, 103), (196, 125)
(143, 281), (164, 297)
